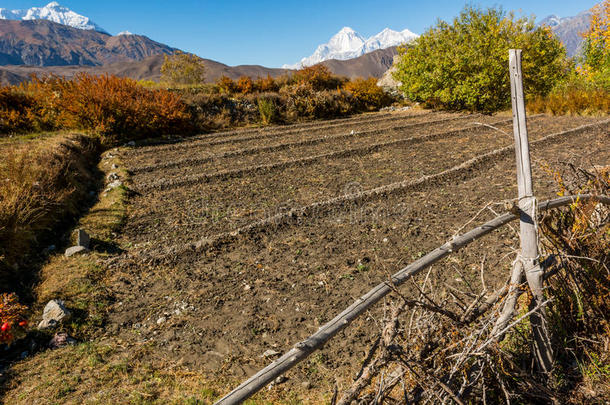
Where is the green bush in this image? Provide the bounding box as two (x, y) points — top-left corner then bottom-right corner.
(257, 97), (277, 125)
(394, 5), (569, 112)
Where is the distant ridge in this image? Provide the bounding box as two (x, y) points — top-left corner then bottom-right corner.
(0, 48), (396, 86)
(0, 19), (175, 66)
(538, 9), (593, 57)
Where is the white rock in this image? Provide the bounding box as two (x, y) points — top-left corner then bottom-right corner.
(261, 349), (281, 358)
(38, 299), (71, 329)
(64, 245), (89, 257)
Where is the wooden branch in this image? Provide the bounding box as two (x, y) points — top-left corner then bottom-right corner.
(214, 194), (609, 404)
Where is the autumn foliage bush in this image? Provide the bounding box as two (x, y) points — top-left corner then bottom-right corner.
(0, 74), (194, 144)
(0, 87), (39, 134)
(14, 74), (194, 144)
(0, 293), (28, 345)
(343, 77), (392, 110)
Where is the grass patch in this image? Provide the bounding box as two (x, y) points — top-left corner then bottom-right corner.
(0, 133), (100, 295)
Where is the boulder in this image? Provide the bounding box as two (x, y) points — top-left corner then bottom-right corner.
(74, 228), (90, 249)
(49, 332), (76, 349)
(38, 299), (71, 329)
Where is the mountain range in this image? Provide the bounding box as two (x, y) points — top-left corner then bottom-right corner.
(0, 19), (175, 66)
(538, 10), (593, 56)
(0, 2), (598, 86)
(0, 2), (108, 33)
(283, 27), (418, 69)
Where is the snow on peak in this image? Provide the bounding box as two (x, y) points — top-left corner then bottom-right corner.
(117, 30), (134, 36)
(0, 2), (108, 34)
(283, 26), (418, 69)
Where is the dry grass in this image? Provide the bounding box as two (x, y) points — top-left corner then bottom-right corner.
(527, 81), (610, 116)
(0, 133), (100, 292)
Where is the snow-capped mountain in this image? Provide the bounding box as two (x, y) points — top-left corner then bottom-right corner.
(283, 26), (418, 69)
(0, 2), (108, 34)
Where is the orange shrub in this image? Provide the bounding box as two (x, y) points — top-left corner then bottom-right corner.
(0, 293), (28, 345)
(255, 75), (279, 92)
(343, 77), (391, 109)
(292, 65), (346, 91)
(216, 75), (237, 93)
(0, 87), (38, 135)
(236, 76), (255, 94)
(19, 74), (193, 144)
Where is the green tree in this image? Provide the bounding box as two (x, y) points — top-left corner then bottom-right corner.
(393, 6), (569, 112)
(160, 51), (206, 86)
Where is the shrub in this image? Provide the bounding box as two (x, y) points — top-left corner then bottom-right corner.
(19, 74), (193, 145)
(343, 77), (391, 109)
(292, 65), (346, 91)
(216, 75), (237, 94)
(0, 87), (39, 135)
(258, 97), (277, 125)
(160, 51), (206, 86)
(527, 75), (610, 115)
(0, 293), (27, 345)
(236, 76), (255, 94)
(255, 75), (279, 92)
(394, 5), (569, 112)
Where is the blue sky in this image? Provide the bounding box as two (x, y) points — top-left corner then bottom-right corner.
(1, 1), (600, 67)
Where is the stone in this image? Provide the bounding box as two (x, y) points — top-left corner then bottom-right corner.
(48, 332), (76, 349)
(274, 375), (287, 384)
(75, 228), (90, 249)
(156, 316), (167, 325)
(106, 180), (123, 190)
(107, 172), (120, 182)
(261, 349), (280, 358)
(301, 381), (311, 389)
(64, 245), (89, 258)
(38, 299), (71, 329)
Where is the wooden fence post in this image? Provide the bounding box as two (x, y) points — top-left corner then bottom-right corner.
(508, 49), (553, 373)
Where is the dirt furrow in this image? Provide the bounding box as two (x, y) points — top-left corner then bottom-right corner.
(131, 116), (524, 175)
(134, 115), (554, 191)
(132, 110), (428, 155)
(128, 119), (608, 257)
(130, 113), (474, 160)
(129, 113), (493, 172)
(125, 117), (602, 247)
(107, 118), (608, 385)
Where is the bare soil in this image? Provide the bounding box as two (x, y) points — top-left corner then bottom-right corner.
(109, 111), (608, 394)
(3, 110), (608, 403)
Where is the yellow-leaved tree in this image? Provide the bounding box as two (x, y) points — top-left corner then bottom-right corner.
(160, 51), (206, 86)
(580, 0), (609, 87)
